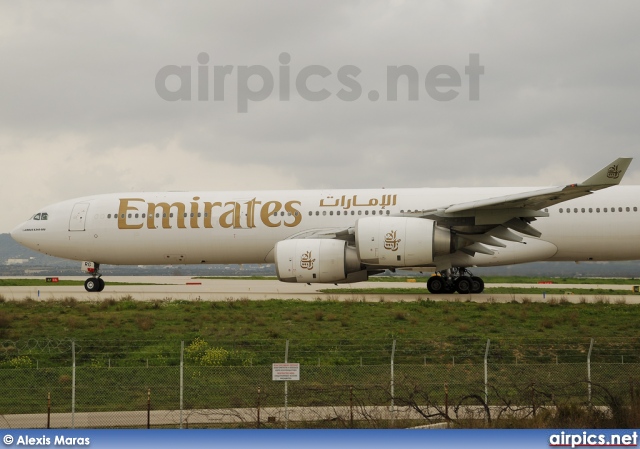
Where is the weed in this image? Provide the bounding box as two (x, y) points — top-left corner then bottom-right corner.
(393, 311), (407, 321)
(135, 315), (155, 331)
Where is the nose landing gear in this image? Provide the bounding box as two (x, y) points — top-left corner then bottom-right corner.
(82, 262), (105, 292)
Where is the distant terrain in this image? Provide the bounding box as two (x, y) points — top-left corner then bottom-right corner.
(1, 233), (640, 278)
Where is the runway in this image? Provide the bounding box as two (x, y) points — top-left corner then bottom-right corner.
(1, 276), (638, 303)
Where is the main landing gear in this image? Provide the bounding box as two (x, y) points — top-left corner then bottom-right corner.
(83, 262), (105, 292)
(426, 268), (485, 294)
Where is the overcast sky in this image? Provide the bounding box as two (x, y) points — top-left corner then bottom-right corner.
(1, 1), (639, 232)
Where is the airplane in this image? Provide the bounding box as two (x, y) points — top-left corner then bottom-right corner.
(9, 157), (639, 294)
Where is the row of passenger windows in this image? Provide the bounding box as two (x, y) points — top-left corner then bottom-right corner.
(99, 206), (638, 220)
(105, 210), (392, 219)
(558, 206), (638, 213)
(309, 210), (392, 216)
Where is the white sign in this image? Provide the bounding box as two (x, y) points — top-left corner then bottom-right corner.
(272, 363), (300, 381)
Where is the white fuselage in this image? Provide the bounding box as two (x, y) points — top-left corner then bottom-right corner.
(10, 186), (640, 268)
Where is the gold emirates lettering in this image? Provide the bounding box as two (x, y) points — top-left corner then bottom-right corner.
(118, 198), (302, 230)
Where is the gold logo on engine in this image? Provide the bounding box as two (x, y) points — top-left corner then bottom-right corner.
(300, 251), (316, 270)
(384, 230), (401, 251)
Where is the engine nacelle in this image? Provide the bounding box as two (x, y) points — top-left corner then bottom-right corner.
(274, 239), (364, 283)
(355, 217), (453, 266)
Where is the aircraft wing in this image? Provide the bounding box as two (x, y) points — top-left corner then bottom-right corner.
(421, 157), (632, 233)
(289, 158), (632, 268)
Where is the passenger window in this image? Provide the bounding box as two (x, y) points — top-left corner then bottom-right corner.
(330, 211), (333, 216)
(365, 210), (369, 215)
(596, 208), (600, 213)
(308, 211), (313, 216)
(574, 208), (578, 213)
(589, 208), (592, 213)
(626, 207), (630, 212)
(351, 211), (355, 215)
(316, 211), (319, 216)
(386, 210), (390, 215)
(358, 211), (362, 215)
(337, 211), (341, 216)
(604, 208), (608, 212)
(107, 214), (111, 219)
(619, 207), (623, 212)
(559, 208), (563, 213)
(323, 211), (326, 216)
(581, 208), (585, 213)
(372, 210), (376, 215)
(611, 207), (615, 213)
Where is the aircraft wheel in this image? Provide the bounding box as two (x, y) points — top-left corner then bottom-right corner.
(84, 278), (98, 292)
(427, 276), (446, 294)
(471, 276), (484, 294)
(455, 276), (473, 294)
(97, 278), (105, 292)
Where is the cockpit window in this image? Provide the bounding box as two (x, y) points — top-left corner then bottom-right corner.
(41, 212), (48, 220)
(33, 213), (41, 221)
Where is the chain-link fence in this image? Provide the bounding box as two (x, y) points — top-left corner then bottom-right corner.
(2, 338), (640, 428)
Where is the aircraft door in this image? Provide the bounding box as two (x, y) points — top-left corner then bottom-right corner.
(69, 202), (90, 231)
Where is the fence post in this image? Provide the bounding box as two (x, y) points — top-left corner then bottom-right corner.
(72, 340), (75, 429)
(147, 388), (151, 429)
(257, 387), (261, 429)
(588, 338), (594, 406)
(484, 339), (490, 421)
(444, 383), (449, 424)
(390, 339), (396, 426)
(349, 385), (354, 429)
(284, 340), (289, 429)
(180, 341), (184, 429)
(47, 392), (51, 429)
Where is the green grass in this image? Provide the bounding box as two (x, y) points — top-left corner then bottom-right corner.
(2, 296), (640, 425)
(1, 296), (639, 363)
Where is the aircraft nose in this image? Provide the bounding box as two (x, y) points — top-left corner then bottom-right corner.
(10, 222), (36, 250)
(10, 223), (26, 245)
